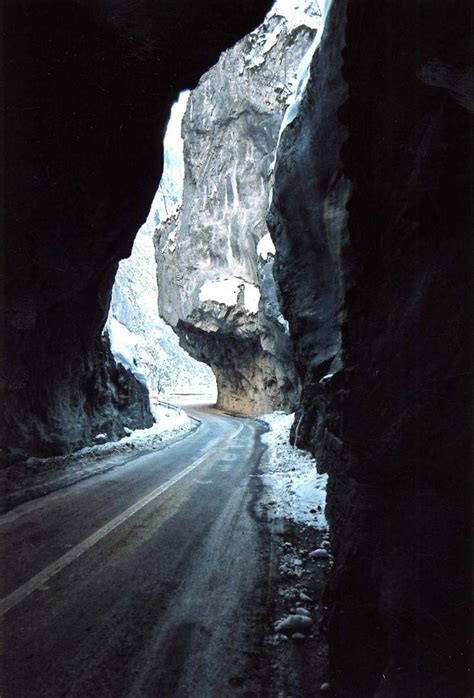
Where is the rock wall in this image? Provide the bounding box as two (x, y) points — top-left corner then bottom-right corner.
(155, 4), (319, 415)
(1, 0), (271, 459)
(268, 0), (472, 695)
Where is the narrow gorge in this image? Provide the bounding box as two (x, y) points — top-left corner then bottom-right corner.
(2, 1), (472, 697)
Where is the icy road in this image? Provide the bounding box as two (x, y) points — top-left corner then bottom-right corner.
(0, 408), (270, 697)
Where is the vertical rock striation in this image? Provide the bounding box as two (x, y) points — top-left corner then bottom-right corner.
(268, 0), (473, 695)
(155, 4), (320, 415)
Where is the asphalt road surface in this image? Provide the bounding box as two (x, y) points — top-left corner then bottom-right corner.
(0, 408), (271, 697)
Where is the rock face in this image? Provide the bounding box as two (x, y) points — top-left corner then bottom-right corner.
(154, 4), (319, 415)
(98, 336), (155, 439)
(1, 0), (272, 458)
(268, 1), (473, 696)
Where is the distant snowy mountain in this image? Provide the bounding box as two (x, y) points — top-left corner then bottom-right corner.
(140, 91), (190, 233)
(107, 225), (215, 403)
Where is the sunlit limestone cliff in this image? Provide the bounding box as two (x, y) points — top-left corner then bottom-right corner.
(154, 2), (320, 415)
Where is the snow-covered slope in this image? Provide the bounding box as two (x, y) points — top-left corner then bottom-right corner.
(107, 225), (216, 405)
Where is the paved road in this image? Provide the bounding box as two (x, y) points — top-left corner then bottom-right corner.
(0, 408), (270, 697)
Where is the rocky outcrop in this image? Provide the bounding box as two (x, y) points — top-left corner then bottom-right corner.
(1, 0), (271, 459)
(1, 328), (154, 460)
(154, 4), (319, 415)
(268, 0), (473, 695)
(99, 335), (154, 438)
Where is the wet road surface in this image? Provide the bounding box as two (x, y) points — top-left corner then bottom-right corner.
(0, 408), (270, 697)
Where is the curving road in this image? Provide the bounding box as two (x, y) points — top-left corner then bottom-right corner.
(0, 408), (271, 697)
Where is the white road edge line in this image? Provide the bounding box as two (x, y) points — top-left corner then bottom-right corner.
(0, 423), (244, 617)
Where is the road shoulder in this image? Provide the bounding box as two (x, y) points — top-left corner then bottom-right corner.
(256, 411), (332, 696)
(0, 413), (201, 514)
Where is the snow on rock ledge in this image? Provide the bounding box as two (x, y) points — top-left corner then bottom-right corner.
(257, 233), (276, 261)
(199, 277), (260, 315)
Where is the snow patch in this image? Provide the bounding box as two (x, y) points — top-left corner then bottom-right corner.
(309, 548), (329, 560)
(262, 25), (283, 55)
(259, 411), (328, 529)
(79, 402), (191, 456)
(257, 233), (276, 260)
(106, 316), (148, 387)
(269, 0), (321, 31)
(246, 54), (265, 70)
(199, 277), (260, 314)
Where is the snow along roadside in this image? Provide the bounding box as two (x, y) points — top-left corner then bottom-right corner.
(259, 411), (332, 693)
(1, 404), (199, 513)
(258, 411), (328, 530)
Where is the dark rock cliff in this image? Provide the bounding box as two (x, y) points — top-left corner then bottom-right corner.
(1, 0), (271, 458)
(154, 6), (317, 415)
(268, 0), (473, 695)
